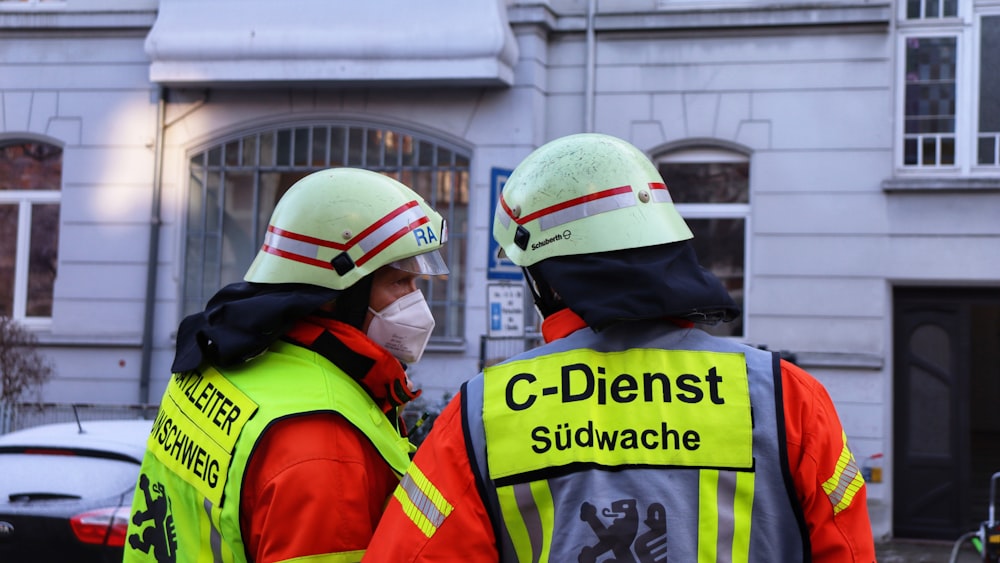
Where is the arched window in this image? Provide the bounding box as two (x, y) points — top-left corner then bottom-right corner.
(0, 140), (62, 322)
(656, 145), (749, 338)
(184, 122), (469, 343)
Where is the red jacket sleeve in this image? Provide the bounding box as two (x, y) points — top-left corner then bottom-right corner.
(241, 413), (400, 563)
(364, 394), (497, 562)
(780, 359), (876, 562)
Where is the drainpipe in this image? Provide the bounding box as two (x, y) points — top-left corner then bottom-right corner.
(139, 86), (166, 405)
(584, 0), (596, 133)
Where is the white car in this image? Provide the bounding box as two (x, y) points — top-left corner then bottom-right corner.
(0, 419), (152, 563)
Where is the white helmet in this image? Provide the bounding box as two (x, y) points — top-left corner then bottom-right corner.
(245, 168), (448, 290)
(493, 133), (692, 267)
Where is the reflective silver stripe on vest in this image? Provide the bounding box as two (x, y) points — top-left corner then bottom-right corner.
(717, 470), (738, 562)
(463, 321), (807, 562)
(514, 483), (545, 558)
(203, 498), (222, 563)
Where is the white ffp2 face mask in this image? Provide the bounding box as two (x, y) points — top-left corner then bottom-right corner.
(366, 289), (436, 364)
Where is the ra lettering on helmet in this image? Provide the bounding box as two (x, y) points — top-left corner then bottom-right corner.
(245, 168), (448, 290)
(412, 224), (439, 247)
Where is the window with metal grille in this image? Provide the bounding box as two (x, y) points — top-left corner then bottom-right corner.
(184, 123), (468, 343)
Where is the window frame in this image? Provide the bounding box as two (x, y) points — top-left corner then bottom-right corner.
(180, 121), (471, 348)
(894, 0), (1000, 174)
(0, 138), (62, 327)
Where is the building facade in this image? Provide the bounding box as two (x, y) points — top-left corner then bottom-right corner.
(3, 0), (999, 541)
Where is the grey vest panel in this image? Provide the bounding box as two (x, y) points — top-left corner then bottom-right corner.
(463, 320), (808, 562)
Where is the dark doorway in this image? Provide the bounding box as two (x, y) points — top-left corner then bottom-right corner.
(892, 287), (1000, 539)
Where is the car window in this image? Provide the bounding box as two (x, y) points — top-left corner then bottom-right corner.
(0, 453), (140, 501)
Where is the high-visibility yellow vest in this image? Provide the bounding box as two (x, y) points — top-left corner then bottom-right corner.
(123, 341), (413, 563)
(462, 321), (809, 562)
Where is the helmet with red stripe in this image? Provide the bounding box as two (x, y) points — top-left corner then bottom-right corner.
(493, 133), (691, 267)
(245, 168), (448, 290)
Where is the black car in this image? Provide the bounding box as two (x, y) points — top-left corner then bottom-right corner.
(0, 419), (152, 563)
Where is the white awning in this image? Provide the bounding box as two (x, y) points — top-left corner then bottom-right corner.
(145, 0), (518, 87)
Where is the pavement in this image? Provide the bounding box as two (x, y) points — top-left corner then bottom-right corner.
(876, 538), (984, 562)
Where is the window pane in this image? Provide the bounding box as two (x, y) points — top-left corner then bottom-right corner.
(259, 132), (276, 167)
(329, 127), (346, 166)
(940, 137), (955, 165)
(276, 130), (292, 167)
(0, 204), (18, 316)
(221, 172), (257, 288)
(904, 138), (919, 165)
(26, 203), (58, 317)
(686, 218), (745, 338)
(311, 127), (328, 167)
(979, 16), (1000, 165)
(347, 128), (364, 166)
(926, 0), (939, 18)
(978, 137), (996, 166)
(224, 140), (239, 167)
(904, 37), (957, 166)
(0, 142), (62, 191)
(366, 129), (383, 167)
(293, 128), (310, 167)
(657, 162), (749, 204)
(905, 37), (956, 133)
(241, 134), (258, 167)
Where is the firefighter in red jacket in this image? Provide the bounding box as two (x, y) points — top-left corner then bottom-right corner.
(364, 133), (876, 562)
(125, 168), (448, 563)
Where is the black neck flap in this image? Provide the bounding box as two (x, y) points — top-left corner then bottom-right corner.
(172, 281), (340, 373)
(530, 241), (740, 331)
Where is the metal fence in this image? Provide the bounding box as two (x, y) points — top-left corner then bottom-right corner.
(0, 402), (159, 435)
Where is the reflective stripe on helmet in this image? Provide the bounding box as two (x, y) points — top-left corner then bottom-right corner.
(649, 182), (675, 203)
(260, 200), (431, 270)
(499, 185), (635, 232)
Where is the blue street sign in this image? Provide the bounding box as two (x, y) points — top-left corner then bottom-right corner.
(488, 167), (523, 281)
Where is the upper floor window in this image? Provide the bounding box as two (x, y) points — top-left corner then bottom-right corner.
(899, 1), (1000, 169)
(0, 140), (61, 322)
(656, 146), (748, 338)
(907, 0), (958, 19)
(903, 36), (956, 166)
(184, 123), (469, 345)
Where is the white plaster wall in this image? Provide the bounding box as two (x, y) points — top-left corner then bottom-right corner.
(1, 27), (160, 403)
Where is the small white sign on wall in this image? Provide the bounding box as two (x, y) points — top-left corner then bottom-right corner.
(487, 283), (525, 337)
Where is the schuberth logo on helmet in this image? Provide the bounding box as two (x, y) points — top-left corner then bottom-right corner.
(529, 229), (572, 252)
